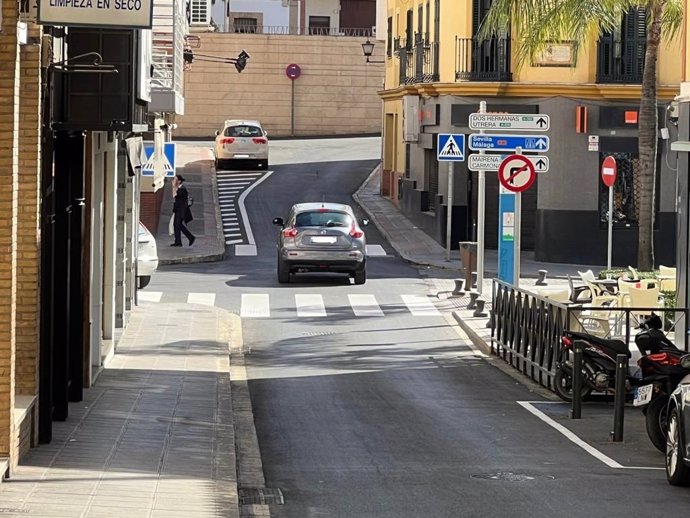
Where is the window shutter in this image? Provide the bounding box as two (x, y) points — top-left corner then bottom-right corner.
(190, 0), (211, 25)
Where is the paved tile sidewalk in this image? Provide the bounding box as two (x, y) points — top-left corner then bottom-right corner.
(0, 303), (239, 518)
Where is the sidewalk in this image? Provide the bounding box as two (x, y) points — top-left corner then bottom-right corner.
(156, 145), (225, 265)
(0, 303), (240, 518)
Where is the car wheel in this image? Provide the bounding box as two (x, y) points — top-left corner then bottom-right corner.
(666, 407), (690, 485)
(138, 275), (151, 289)
(277, 259), (290, 284)
(353, 269), (366, 285)
(552, 365), (592, 403)
(646, 395), (669, 453)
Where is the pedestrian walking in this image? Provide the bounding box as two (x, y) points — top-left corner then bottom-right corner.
(171, 174), (196, 247)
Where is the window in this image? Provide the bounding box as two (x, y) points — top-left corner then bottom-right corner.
(309, 16), (331, 35)
(234, 17), (258, 33)
(406, 9), (413, 49)
(189, 0), (211, 25)
(295, 212), (352, 228)
(387, 16), (392, 57)
(225, 125), (263, 137)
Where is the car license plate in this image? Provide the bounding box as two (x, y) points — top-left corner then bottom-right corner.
(233, 154), (250, 158)
(633, 384), (653, 407)
(312, 236), (336, 244)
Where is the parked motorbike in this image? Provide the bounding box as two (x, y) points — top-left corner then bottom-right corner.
(632, 315), (689, 452)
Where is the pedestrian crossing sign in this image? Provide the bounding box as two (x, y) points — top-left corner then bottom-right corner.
(142, 142), (177, 177)
(437, 134), (466, 162)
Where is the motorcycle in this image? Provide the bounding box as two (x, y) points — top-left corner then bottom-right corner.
(555, 315), (683, 404)
(632, 315), (690, 452)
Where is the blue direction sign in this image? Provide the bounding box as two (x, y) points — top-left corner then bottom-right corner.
(468, 134), (550, 153)
(437, 134), (466, 162)
(142, 142), (177, 177)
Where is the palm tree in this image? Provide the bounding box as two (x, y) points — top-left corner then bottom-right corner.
(479, 0), (683, 271)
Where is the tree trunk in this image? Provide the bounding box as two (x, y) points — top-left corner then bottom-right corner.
(636, 1), (662, 271)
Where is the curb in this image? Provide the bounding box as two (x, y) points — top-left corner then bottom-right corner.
(159, 251), (225, 266)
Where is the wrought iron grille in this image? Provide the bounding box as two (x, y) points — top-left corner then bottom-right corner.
(455, 37), (512, 82)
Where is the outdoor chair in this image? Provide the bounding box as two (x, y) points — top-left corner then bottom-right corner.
(659, 265), (677, 292)
(567, 275), (591, 303)
(628, 265), (640, 280)
(627, 286), (662, 327)
(578, 295), (618, 337)
(578, 269), (596, 284)
(617, 278), (637, 307)
(539, 289), (571, 304)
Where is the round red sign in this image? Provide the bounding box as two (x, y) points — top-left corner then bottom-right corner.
(286, 63), (301, 80)
(497, 154), (536, 193)
(601, 156), (617, 188)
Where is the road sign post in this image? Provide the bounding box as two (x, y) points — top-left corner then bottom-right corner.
(601, 156), (618, 270)
(437, 134), (466, 262)
(476, 101), (486, 294)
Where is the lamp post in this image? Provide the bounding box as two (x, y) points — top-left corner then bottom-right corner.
(361, 39), (385, 64)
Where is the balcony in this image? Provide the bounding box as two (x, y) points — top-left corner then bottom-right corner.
(149, 0), (189, 115)
(230, 25), (374, 37)
(596, 36), (645, 84)
(455, 37), (512, 82)
(398, 36), (439, 85)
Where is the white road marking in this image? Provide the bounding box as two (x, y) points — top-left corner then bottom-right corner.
(226, 239), (243, 245)
(517, 402), (662, 470)
(295, 294), (327, 317)
(401, 295), (442, 316)
(235, 244), (257, 256)
(238, 171), (274, 246)
(187, 292), (216, 306)
(137, 291), (162, 303)
(348, 294), (384, 317)
(241, 294), (270, 318)
(365, 244), (387, 256)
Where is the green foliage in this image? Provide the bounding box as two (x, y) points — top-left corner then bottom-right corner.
(597, 269), (657, 279)
(661, 290), (678, 328)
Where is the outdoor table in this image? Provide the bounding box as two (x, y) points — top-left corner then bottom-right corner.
(592, 279), (619, 294)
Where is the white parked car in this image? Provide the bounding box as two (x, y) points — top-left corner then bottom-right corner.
(137, 222), (158, 289)
(214, 119), (268, 170)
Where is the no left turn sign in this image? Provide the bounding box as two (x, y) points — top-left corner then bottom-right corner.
(498, 154), (536, 193)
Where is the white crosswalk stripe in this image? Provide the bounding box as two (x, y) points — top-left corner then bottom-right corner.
(138, 291), (162, 303)
(401, 295), (442, 316)
(348, 294), (384, 317)
(366, 245), (387, 257)
(187, 293), (216, 306)
(295, 294), (327, 317)
(241, 294), (270, 318)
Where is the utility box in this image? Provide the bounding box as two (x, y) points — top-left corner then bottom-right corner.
(459, 241), (477, 289)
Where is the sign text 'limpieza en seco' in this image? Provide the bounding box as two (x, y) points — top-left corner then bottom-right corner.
(38, 0), (152, 28)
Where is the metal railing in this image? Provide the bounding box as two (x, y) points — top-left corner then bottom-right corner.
(491, 279), (689, 392)
(413, 40), (439, 83)
(229, 25), (374, 37)
(399, 49), (415, 85)
(455, 36), (512, 82)
(596, 37), (645, 84)
(151, 0), (188, 94)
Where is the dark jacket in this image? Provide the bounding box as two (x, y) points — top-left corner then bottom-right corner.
(173, 184), (193, 223)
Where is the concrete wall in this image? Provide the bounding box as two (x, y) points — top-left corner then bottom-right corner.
(176, 33), (384, 138)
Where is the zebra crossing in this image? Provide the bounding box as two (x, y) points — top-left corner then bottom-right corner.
(216, 170), (266, 245)
(137, 291), (442, 318)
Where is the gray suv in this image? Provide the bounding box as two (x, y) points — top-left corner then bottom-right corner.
(273, 203), (369, 284)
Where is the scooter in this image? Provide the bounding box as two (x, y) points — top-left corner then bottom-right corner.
(555, 315), (683, 404)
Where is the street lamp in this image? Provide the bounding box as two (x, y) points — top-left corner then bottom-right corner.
(361, 39), (385, 64)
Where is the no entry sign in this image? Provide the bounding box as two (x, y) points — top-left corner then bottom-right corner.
(601, 156), (617, 187)
(286, 63), (301, 80)
(498, 154), (536, 193)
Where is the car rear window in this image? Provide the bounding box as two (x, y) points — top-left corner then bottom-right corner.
(295, 211), (352, 228)
(224, 125), (263, 137)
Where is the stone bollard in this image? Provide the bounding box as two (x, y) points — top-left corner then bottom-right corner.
(452, 279), (466, 297)
(471, 271), (478, 289)
(486, 309), (494, 328)
(467, 291), (480, 310)
(473, 299), (487, 317)
(536, 269), (548, 286)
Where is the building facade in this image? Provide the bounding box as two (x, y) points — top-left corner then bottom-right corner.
(381, 0), (684, 266)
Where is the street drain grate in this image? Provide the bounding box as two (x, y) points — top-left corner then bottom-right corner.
(239, 487), (284, 505)
(471, 472), (555, 482)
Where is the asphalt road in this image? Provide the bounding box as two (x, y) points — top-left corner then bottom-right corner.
(150, 139), (690, 518)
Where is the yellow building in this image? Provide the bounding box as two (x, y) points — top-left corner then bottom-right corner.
(379, 0), (683, 265)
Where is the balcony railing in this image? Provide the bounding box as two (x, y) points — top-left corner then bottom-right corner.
(399, 49), (415, 85)
(596, 36), (645, 84)
(151, 0), (188, 95)
(230, 25), (374, 37)
(398, 37), (438, 85)
(455, 36), (512, 82)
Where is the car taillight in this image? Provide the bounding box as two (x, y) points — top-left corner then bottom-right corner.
(282, 227), (298, 238)
(350, 225), (363, 238)
(252, 138), (267, 144)
(221, 137), (235, 144)
(561, 336), (573, 348)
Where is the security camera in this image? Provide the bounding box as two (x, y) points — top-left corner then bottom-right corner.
(667, 101), (679, 125)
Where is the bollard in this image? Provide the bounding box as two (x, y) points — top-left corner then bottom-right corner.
(473, 299), (487, 317)
(536, 269), (548, 286)
(570, 340), (584, 419)
(452, 279), (466, 297)
(611, 353), (627, 442)
(467, 291), (480, 310)
(486, 309), (494, 328)
(471, 271), (478, 289)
